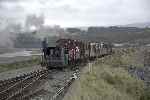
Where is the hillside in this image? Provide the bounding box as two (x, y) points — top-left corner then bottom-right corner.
(66, 27), (150, 44)
(121, 22), (150, 28)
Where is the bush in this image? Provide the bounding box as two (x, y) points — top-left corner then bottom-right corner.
(140, 88), (150, 100)
(63, 48), (146, 100)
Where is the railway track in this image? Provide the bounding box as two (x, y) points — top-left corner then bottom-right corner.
(50, 72), (78, 100)
(0, 67), (79, 100)
(0, 69), (48, 100)
(0, 59), (102, 100)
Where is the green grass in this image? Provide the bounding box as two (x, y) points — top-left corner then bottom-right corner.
(0, 56), (41, 73)
(140, 88), (150, 100)
(63, 48), (147, 100)
(104, 48), (144, 68)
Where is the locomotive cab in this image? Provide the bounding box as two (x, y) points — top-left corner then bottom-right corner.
(42, 47), (69, 69)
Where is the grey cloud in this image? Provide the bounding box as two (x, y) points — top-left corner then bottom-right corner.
(0, 0), (150, 27)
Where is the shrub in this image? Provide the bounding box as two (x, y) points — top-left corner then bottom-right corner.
(63, 51), (145, 100)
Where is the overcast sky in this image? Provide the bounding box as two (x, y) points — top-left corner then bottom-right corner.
(0, 0), (150, 27)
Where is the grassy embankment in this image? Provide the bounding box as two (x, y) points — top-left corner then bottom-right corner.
(64, 48), (150, 100)
(0, 56), (41, 73)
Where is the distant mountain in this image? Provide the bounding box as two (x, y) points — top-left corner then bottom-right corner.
(120, 22), (150, 28)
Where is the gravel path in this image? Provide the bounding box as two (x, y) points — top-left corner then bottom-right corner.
(0, 49), (41, 64)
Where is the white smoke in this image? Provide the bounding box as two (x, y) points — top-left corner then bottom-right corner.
(0, 23), (22, 48)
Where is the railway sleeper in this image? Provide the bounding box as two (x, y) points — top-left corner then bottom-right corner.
(4, 71), (48, 100)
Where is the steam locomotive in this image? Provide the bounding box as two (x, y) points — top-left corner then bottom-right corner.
(41, 38), (112, 69)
